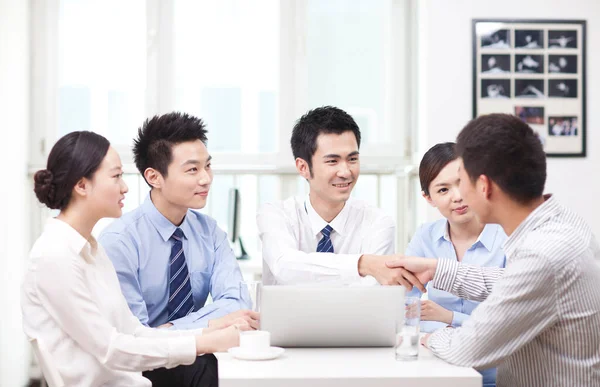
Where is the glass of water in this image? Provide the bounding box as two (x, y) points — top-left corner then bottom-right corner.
(395, 296), (420, 361)
(240, 280), (262, 312)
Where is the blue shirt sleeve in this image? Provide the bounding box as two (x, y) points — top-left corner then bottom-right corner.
(404, 225), (427, 298)
(99, 232), (151, 326)
(169, 226), (245, 329)
(451, 311), (469, 327)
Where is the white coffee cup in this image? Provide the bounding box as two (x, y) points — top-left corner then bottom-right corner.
(239, 330), (270, 352)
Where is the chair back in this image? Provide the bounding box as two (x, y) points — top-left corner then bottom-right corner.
(29, 338), (65, 387)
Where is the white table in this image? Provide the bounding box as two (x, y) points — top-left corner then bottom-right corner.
(216, 346), (482, 387)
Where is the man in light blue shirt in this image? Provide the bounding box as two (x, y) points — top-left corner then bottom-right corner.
(100, 112), (257, 333)
(101, 195), (248, 329)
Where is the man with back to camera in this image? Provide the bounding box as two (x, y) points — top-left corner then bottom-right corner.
(100, 112), (259, 386)
(388, 113), (600, 386)
(257, 105), (423, 290)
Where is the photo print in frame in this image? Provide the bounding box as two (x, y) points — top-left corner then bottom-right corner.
(473, 19), (586, 157)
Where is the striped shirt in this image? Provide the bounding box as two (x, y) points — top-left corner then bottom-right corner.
(427, 195), (600, 387)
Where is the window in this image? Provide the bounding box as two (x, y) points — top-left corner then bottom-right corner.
(306, 0), (392, 148)
(57, 0), (146, 148)
(172, 0), (280, 154)
(30, 0), (418, 257)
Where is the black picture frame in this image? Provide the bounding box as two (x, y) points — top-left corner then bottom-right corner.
(473, 19), (587, 157)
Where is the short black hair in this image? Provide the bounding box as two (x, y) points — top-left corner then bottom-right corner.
(419, 142), (457, 196)
(290, 106), (361, 174)
(456, 113), (546, 204)
(34, 131), (110, 210)
(133, 112), (208, 186)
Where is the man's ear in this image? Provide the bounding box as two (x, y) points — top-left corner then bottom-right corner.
(478, 174), (493, 200)
(144, 168), (163, 189)
(295, 158), (311, 180)
(422, 191), (436, 208)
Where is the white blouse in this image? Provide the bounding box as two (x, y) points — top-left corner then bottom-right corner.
(21, 218), (201, 387)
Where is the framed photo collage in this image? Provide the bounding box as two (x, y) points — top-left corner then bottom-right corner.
(473, 19), (587, 157)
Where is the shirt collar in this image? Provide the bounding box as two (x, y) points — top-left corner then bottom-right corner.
(45, 218), (98, 263)
(504, 194), (558, 258)
(433, 219), (497, 251)
(433, 219), (450, 243)
(304, 194), (350, 237)
(477, 224), (497, 252)
(142, 193), (190, 242)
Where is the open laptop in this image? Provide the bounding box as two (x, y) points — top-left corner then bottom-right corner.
(260, 285), (404, 347)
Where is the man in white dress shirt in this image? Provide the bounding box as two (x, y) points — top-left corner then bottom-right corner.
(257, 106), (422, 289)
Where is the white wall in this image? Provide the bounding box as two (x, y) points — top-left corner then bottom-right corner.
(0, 0), (31, 386)
(416, 0), (600, 237)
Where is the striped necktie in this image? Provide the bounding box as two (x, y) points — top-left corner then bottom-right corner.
(317, 225), (334, 253)
(167, 228), (195, 321)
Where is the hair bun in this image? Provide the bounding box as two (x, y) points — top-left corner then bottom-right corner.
(33, 169), (59, 209)
(35, 169), (53, 185)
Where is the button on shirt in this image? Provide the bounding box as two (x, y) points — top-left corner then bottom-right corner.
(257, 195), (396, 285)
(99, 195), (245, 329)
(22, 219), (200, 387)
(406, 220), (507, 332)
(427, 195), (600, 386)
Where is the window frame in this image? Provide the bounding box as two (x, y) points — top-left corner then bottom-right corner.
(29, 0), (420, 251)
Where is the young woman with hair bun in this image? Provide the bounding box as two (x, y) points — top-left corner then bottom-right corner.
(23, 131), (247, 387)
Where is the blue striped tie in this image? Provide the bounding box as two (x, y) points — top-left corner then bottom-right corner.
(167, 228), (195, 321)
(317, 225), (334, 253)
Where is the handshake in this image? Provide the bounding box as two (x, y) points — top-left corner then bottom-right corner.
(358, 255), (439, 291)
(187, 255), (438, 354)
(185, 255), (439, 354)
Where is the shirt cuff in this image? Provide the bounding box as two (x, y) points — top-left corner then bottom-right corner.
(451, 311), (468, 327)
(343, 254), (363, 282)
(165, 325), (205, 336)
(432, 259), (460, 293)
(427, 326), (454, 354)
(171, 318), (209, 330)
(166, 336), (197, 369)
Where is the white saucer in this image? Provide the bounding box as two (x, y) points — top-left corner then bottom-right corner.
(228, 346), (285, 361)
